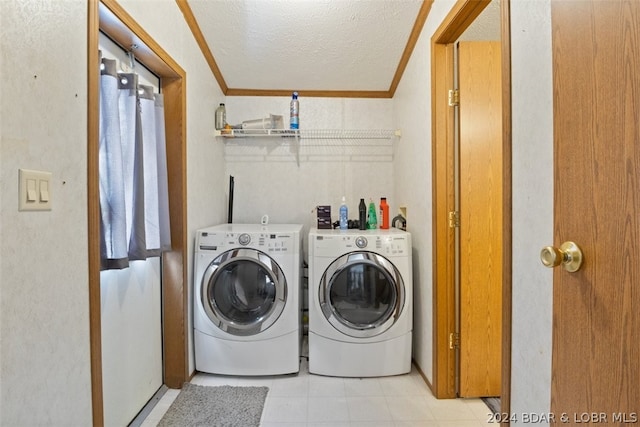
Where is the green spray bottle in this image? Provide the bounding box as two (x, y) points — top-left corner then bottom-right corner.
(367, 199), (378, 229)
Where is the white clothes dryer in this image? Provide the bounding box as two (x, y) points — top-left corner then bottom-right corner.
(194, 223), (303, 376)
(308, 228), (413, 377)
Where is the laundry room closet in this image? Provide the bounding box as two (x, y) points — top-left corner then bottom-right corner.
(220, 96), (398, 235)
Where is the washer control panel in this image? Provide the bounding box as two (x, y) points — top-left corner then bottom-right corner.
(197, 231), (295, 254)
(355, 236), (368, 248)
(238, 233), (251, 246)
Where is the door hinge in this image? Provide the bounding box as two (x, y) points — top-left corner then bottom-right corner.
(448, 89), (460, 106)
(449, 332), (460, 349)
(448, 211), (460, 228)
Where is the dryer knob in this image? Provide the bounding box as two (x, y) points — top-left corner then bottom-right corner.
(238, 233), (251, 245)
(355, 236), (368, 248)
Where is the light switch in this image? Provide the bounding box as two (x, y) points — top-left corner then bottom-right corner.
(27, 179), (37, 202)
(19, 169), (52, 211)
(39, 180), (50, 202)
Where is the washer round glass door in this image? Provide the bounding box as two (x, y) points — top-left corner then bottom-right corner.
(319, 251), (405, 338)
(201, 248), (287, 336)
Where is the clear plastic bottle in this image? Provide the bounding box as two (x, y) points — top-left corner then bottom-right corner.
(367, 199), (378, 229)
(215, 103), (226, 130)
(339, 196), (348, 230)
(290, 92), (299, 129)
(379, 197), (390, 229)
(358, 198), (367, 230)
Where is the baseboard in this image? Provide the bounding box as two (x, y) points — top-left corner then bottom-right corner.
(411, 358), (434, 393)
(129, 385), (169, 427)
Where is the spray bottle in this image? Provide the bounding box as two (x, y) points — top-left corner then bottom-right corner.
(339, 197), (348, 230)
(367, 199), (378, 229)
(290, 92), (299, 129)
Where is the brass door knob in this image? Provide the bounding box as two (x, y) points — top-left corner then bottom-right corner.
(540, 241), (583, 273)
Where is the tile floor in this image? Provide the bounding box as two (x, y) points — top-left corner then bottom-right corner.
(141, 357), (495, 427)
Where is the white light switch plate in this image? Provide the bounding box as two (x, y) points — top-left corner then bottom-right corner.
(19, 169), (52, 211)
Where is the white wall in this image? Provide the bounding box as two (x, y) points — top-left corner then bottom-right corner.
(0, 1), (93, 424)
(393, 0), (457, 384)
(510, 1), (554, 423)
(223, 96), (396, 253)
(0, 0), (226, 423)
(100, 261), (163, 426)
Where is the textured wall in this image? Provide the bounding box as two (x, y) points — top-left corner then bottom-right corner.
(393, 0), (458, 384)
(222, 96), (396, 253)
(510, 1), (554, 423)
(0, 1), (92, 424)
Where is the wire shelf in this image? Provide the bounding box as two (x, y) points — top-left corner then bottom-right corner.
(216, 128), (401, 139)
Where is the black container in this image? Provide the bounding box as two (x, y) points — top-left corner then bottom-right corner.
(358, 198), (367, 230)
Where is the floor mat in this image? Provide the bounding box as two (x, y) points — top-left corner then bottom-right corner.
(158, 383), (268, 427)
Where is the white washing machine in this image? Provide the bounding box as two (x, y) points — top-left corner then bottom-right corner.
(308, 228), (412, 377)
(194, 223), (303, 376)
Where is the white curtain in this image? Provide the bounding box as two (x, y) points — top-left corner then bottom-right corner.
(99, 57), (171, 270)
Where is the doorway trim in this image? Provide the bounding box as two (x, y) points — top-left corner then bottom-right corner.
(88, 0), (189, 424)
(430, 0), (512, 416)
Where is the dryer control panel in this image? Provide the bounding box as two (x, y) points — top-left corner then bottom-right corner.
(311, 229), (411, 258)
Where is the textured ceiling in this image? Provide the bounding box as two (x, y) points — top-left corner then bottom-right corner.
(180, 0), (499, 97)
(184, 0), (425, 96)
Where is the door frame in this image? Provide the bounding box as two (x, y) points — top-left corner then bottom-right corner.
(88, 0), (189, 424)
(430, 0), (512, 413)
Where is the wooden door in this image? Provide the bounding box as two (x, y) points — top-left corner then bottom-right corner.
(458, 41), (503, 397)
(551, 0), (640, 420)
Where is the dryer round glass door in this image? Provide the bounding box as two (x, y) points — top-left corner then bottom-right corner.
(319, 251), (405, 338)
(201, 248), (287, 336)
